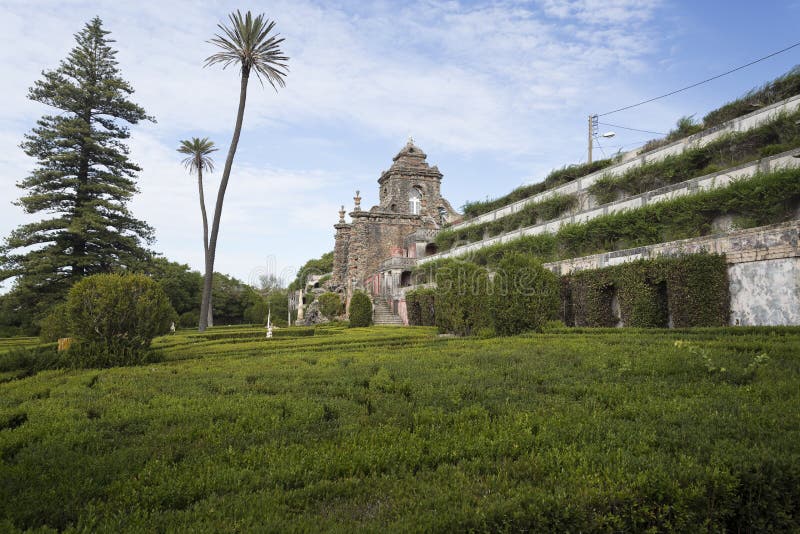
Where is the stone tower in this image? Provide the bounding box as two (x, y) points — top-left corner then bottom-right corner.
(330, 140), (459, 290)
(377, 139), (456, 224)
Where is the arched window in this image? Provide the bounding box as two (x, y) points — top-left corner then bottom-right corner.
(409, 187), (422, 215)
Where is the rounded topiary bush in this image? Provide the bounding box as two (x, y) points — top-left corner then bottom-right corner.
(65, 273), (177, 367)
(490, 253), (559, 336)
(318, 292), (344, 319)
(348, 291), (372, 328)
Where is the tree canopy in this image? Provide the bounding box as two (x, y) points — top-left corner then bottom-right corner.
(0, 17), (154, 322)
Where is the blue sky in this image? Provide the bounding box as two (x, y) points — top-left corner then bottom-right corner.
(1, 0), (799, 291)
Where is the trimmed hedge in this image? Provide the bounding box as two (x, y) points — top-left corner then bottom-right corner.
(434, 260), (492, 336)
(406, 288), (436, 326)
(563, 254), (729, 328)
(421, 255), (728, 331)
(425, 256), (560, 336)
(348, 291), (373, 328)
(490, 253), (560, 335)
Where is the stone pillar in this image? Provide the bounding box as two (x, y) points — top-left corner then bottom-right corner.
(332, 205), (352, 289)
(296, 289), (305, 321)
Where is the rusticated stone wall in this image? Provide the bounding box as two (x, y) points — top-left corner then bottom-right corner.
(345, 212), (420, 286)
(331, 223), (351, 288)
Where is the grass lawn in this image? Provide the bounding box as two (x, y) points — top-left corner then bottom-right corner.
(1, 325), (799, 531)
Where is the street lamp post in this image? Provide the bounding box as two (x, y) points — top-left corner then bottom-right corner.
(588, 114), (615, 163)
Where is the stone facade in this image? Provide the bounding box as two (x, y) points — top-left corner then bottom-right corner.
(331, 140), (458, 292)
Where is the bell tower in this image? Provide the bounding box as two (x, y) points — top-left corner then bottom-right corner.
(377, 138), (455, 221)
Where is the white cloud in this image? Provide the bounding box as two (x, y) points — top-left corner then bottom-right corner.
(0, 0), (675, 288)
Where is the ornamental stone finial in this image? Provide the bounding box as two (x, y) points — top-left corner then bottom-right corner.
(338, 205), (346, 223)
(354, 190), (361, 211)
(407, 135), (414, 145)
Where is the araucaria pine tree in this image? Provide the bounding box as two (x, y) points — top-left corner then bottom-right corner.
(0, 17), (154, 321)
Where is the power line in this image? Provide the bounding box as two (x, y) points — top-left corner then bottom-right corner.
(598, 122), (666, 136)
(598, 40), (800, 117)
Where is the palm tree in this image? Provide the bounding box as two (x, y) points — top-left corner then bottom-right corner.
(178, 137), (217, 327)
(199, 10), (288, 332)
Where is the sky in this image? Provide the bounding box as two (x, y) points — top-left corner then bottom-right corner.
(1, 0), (800, 292)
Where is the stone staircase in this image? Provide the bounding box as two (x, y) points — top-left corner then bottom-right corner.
(372, 296), (404, 326)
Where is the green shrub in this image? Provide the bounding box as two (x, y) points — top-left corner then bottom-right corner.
(490, 253), (560, 335)
(65, 273), (176, 366)
(38, 302), (71, 342)
(434, 260), (492, 336)
(63, 340), (163, 369)
(406, 288), (436, 326)
(639, 115), (704, 153)
(348, 291), (373, 328)
(318, 292), (344, 319)
(0, 344), (60, 374)
(243, 295), (269, 324)
(593, 109), (800, 204)
(0, 325), (22, 338)
(663, 253), (730, 327)
(704, 65), (800, 127)
(423, 163), (799, 279)
(436, 194), (577, 252)
(178, 310), (199, 328)
(461, 159), (613, 218)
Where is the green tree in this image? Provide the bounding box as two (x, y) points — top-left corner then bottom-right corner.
(177, 137), (217, 327)
(141, 257), (203, 316)
(288, 252), (334, 291)
(266, 289), (290, 327)
(0, 17), (154, 321)
(210, 272), (260, 325)
(348, 291), (372, 328)
(199, 10), (289, 331)
(318, 292), (344, 319)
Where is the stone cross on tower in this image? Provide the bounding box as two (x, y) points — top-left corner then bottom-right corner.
(338, 205), (346, 223)
(354, 190), (361, 211)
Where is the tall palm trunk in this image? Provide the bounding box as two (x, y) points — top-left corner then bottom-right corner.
(197, 165), (213, 328)
(199, 66), (250, 331)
